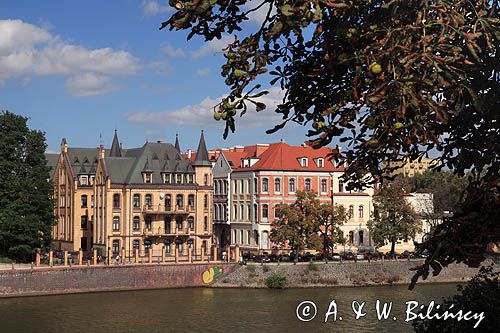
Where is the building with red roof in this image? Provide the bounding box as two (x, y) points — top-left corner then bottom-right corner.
(212, 141), (375, 255)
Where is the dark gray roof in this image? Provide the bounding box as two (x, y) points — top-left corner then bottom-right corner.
(193, 131), (211, 166)
(67, 147), (104, 175)
(104, 142), (194, 184)
(45, 153), (59, 179)
(110, 129), (122, 157)
(175, 134), (181, 152)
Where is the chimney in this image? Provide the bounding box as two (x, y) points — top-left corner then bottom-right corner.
(256, 144), (269, 157)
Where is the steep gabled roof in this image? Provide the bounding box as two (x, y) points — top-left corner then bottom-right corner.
(193, 131), (211, 166)
(110, 129), (122, 157)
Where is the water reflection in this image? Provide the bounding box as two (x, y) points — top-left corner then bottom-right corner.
(0, 284), (459, 333)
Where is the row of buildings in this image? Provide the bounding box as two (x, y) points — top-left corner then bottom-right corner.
(46, 130), (435, 260)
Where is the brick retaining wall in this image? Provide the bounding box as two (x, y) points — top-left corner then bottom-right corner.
(0, 263), (237, 297)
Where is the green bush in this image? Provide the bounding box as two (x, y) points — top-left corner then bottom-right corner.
(262, 265), (270, 273)
(0, 257), (13, 263)
(308, 261), (319, 271)
(246, 265), (256, 273)
(266, 271), (288, 289)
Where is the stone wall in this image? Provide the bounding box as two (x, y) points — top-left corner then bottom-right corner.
(213, 260), (491, 288)
(0, 263), (237, 297)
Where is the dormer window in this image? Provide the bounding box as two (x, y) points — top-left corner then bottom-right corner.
(316, 158), (324, 167)
(79, 175), (88, 186)
(176, 174), (182, 184)
(300, 158), (308, 167)
(144, 173), (152, 184)
(163, 173), (171, 184)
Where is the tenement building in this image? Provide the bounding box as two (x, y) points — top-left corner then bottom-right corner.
(212, 142), (375, 255)
(49, 130), (213, 261)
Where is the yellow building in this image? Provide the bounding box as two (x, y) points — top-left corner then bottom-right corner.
(388, 158), (440, 177)
(49, 130), (214, 262)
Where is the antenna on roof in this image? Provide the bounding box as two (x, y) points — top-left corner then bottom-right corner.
(99, 133), (102, 146)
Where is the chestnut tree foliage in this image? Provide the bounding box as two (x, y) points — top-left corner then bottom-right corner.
(160, 0), (499, 288)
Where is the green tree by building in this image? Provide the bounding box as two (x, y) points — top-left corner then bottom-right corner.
(0, 111), (54, 262)
(367, 185), (421, 256)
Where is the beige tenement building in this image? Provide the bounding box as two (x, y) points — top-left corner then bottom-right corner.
(388, 158), (440, 177)
(49, 130), (214, 261)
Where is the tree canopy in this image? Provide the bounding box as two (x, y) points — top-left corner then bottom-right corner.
(367, 185), (421, 255)
(160, 0), (499, 287)
(0, 111), (54, 261)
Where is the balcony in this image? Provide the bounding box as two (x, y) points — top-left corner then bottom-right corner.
(142, 204), (189, 215)
(142, 227), (193, 236)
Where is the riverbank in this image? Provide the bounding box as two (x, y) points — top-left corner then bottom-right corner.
(212, 260), (491, 288)
(0, 259), (494, 297)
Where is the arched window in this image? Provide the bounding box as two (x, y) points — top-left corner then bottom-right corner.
(359, 205), (364, 218)
(113, 194), (120, 208)
(289, 178), (296, 193)
(214, 181), (219, 194)
(321, 179), (328, 193)
(240, 230), (244, 244)
(359, 230), (364, 244)
(112, 216), (120, 231)
(165, 194), (172, 211)
(144, 239), (152, 251)
(262, 204), (269, 219)
(247, 231), (251, 245)
(176, 216), (183, 230)
(176, 239), (183, 252)
(112, 240), (120, 255)
(204, 194), (208, 209)
(233, 204), (237, 220)
(240, 204), (244, 220)
(253, 204), (258, 222)
(164, 239), (171, 254)
(188, 195), (194, 210)
(176, 194), (183, 208)
(164, 216), (171, 232)
(133, 216), (140, 230)
(349, 205), (354, 218)
(338, 179), (344, 192)
(133, 194), (141, 208)
(247, 179), (251, 194)
(187, 239), (194, 249)
(145, 216), (152, 230)
(188, 216), (194, 230)
(262, 178), (269, 192)
(133, 239), (140, 250)
(233, 229), (237, 243)
(81, 195), (88, 208)
(145, 194), (152, 207)
(240, 179), (244, 194)
(348, 231), (354, 244)
(274, 178), (281, 193)
(305, 178), (312, 191)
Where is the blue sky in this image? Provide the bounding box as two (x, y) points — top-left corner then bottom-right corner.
(0, 0), (310, 153)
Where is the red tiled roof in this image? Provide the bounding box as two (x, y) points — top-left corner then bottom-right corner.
(231, 142), (343, 172)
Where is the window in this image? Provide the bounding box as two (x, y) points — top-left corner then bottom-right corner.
(91, 195), (94, 208)
(81, 195), (88, 208)
(233, 205), (237, 220)
(349, 205), (354, 218)
(165, 194), (172, 210)
(338, 179), (344, 193)
(176, 194), (183, 208)
(305, 178), (312, 191)
(144, 239), (152, 251)
(164, 239), (171, 254)
(187, 239), (194, 249)
(359, 205), (364, 218)
(145, 194), (152, 207)
(274, 178), (281, 193)
(204, 216), (208, 231)
(247, 231), (251, 245)
(144, 173), (152, 183)
(113, 194), (120, 208)
(188, 174), (194, 183)
(112, 240), (120, 255)
(300, 158), (308, 167)
(176, 216), (183, 230)
(80, 176), (88, 186)
(145, 216), (152, 230)
(359, 231), (364, 244)
(214, 181), (219, 194)
(204, 174), (208, 185)
(240, 230), (244, 244)
(348, 231), (354, 244)
(81, 237), (87, 251)
(262, 204), (269, 219)
(204, 194), (208, 209)
(175, 174), (182, 184)
(188, 216), (194, 230)
(321, 179), (328, 193)
(240, 204), (244, 220)
(133, 216), (140, 231)
(262, 178), (269, 192)
(112, 216), (120, 231)
(90, 176), (95, 185)
(289, 178), (296, 193)
(176, 239), (183, 252)
(253, 204), (258, 221)
(133, 240), (140, 250)
(247, 180), (251, 194)
(133, 194), (141, 208)
(81, 216), (88, 229)
(164, 216), (171, 232)
(188, 195), (194, 210)
(316, 158), (324, 167)
(253, 178), (257, 192)
(163, 173), (171, 184)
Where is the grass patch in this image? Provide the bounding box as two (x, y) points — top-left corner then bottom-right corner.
(308, 261), (319, 271)
(246, 265), (256, 273)
(266, 271), (288, 289)
(262, 265), (270, 273)
(0, 257), (13, 263)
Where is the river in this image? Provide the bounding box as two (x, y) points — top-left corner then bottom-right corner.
(0, 283), (459, 333)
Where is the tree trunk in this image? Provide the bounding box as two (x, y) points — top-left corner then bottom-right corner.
(390, 239), (396, 258)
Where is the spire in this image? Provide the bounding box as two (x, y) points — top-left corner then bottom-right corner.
(110, 128), (122, 157)
(175, 133), (181, 152)
(193, 130), (211, 166)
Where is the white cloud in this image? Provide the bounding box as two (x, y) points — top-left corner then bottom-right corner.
(0, 19), (139, 96)
(242, 1), (275, 25)
(161, 44), (186, 57)
(65, 73), (119, 97)
(125, 87), (285, 129)
(195, 68), (211, 77)
(141, 0), (172, 16)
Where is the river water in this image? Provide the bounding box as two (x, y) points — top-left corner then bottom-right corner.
(0, 283), (459, 333)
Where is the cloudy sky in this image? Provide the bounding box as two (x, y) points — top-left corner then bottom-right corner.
(0, 0), (309, 153)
